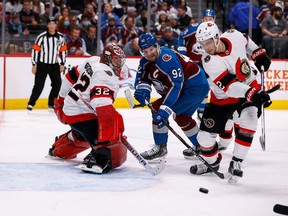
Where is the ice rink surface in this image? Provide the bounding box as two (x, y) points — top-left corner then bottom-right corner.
(0, 108), (287, 216)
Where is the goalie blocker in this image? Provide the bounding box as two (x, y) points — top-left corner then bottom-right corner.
(50, 105), (127, 172)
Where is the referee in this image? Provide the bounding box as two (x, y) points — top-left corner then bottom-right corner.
(27, 17), (67, 111)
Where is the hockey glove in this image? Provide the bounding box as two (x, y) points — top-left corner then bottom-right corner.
(152, 105), (172, 128)
(54, 97), (67, 124)
(252, 48), (271, 72)
(245, 87), (272, 108)
(134, 82), (152, 107)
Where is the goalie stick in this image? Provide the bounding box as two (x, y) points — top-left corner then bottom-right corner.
(124, 88), (227, 179)
(71, 88), (165, 176)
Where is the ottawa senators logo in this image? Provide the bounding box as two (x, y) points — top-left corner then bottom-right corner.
(240, 59), (251, 79)
(203, 118), (215, 129)
(162, 54), (172, 62)
(204, 55), (211, 63)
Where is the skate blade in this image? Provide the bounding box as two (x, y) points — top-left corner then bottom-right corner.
(147, 156), (167, 164)
(184, 155), (198, 160)
(75, 164), (103, 174)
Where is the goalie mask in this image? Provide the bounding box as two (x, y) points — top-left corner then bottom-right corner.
(100, 42), (126, 75)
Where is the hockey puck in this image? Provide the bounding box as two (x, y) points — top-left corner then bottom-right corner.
(199, 187), (209, 194)
(273, 204), (288, 215)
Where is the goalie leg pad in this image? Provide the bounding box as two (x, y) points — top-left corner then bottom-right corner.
(93, 136), (128, 172)
(96, 105), (124, 143)
(51, 131), (90, 159)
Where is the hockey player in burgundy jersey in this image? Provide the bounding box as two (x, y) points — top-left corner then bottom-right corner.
(134, 32), (210, 162)
(191, 21), (271, 183)
(48, 43), (128, 174)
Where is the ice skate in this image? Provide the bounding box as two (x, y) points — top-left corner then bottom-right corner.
(76, 150), (110, 174)
(140, 144), (167, 164)
(190, 154), (222, 175)
(228, 160), (243, 184)
(182, 145), (200, 160)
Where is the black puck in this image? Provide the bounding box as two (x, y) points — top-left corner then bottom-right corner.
(273, 204), (288, 215)
(199, 187), (209, 194)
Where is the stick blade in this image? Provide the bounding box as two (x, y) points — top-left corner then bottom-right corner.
(147, 158), (166, 176)
(259, 136), (265, 151)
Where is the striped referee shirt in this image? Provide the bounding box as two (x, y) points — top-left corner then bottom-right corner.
(31, 31), (67, 65)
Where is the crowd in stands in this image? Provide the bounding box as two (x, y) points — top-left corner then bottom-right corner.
(1, 0), (287, 58)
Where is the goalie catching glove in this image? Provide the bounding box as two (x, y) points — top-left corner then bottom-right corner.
(252, 48), (271, 72)
(152, 105), (172, 128)
(245, 87), (272, 108)
(134, 82), (151, 107)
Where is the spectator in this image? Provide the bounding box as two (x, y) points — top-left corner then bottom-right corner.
(136, 10), (150, 33)
(5, 0), (23, 14)
(257, 0), (277, 23)
(19, 0), (40, 32)
(120, 6), (138, 25)
(66, 0), (85, 14)
(57, 7), (75, 35)
(65, 26), (88, 56)
(101, 15), (120, 45)
(118, 15), (138, 48)
(27, 17), (67, 111)
(101, 3), (122, 28)
(167, 13), (181, 37)
(154, 10), (168, 33)
(7, 12), (29, 52)
(82, 25), (103, 56)
(123, 37), (141, 56)
(158, 26), (179, 50)
(261, 6), (288, 58)
(114, 0), (129, 20)
(39, 2), (51, 24)
(52, 0), (67, 16)
(78, 13), (92, 37)
(176, 0), (193, 18)
(77, 3), (98, 26)
(284, 0), (288, 20)
(176, 5), (191, 31)
(229, 0), (261, 45)
(31, 0), (45, 15)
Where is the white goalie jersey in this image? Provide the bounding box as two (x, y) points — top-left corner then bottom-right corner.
(201, 29), (261, 102)
(60, 56), (119, 124)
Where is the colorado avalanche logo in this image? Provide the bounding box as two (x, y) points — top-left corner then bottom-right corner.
(162, 54), (172, 62)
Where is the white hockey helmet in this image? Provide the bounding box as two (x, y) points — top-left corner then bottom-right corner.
(196, 21), (219, 43)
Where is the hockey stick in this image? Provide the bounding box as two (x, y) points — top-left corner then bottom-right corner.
(124, 89), (143, 108)
(71, 88), (165, 176)
(124, 88), (226, 179)
(259, 69), (266, 151)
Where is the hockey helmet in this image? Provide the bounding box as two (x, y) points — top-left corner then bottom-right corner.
(138, 32), (160, 58)
(100, 42), (126, 74)
(202, 8), (216, 20)
(196, 21), (219, 43)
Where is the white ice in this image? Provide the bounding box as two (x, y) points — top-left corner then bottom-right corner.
(0, 109), (287, 216)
